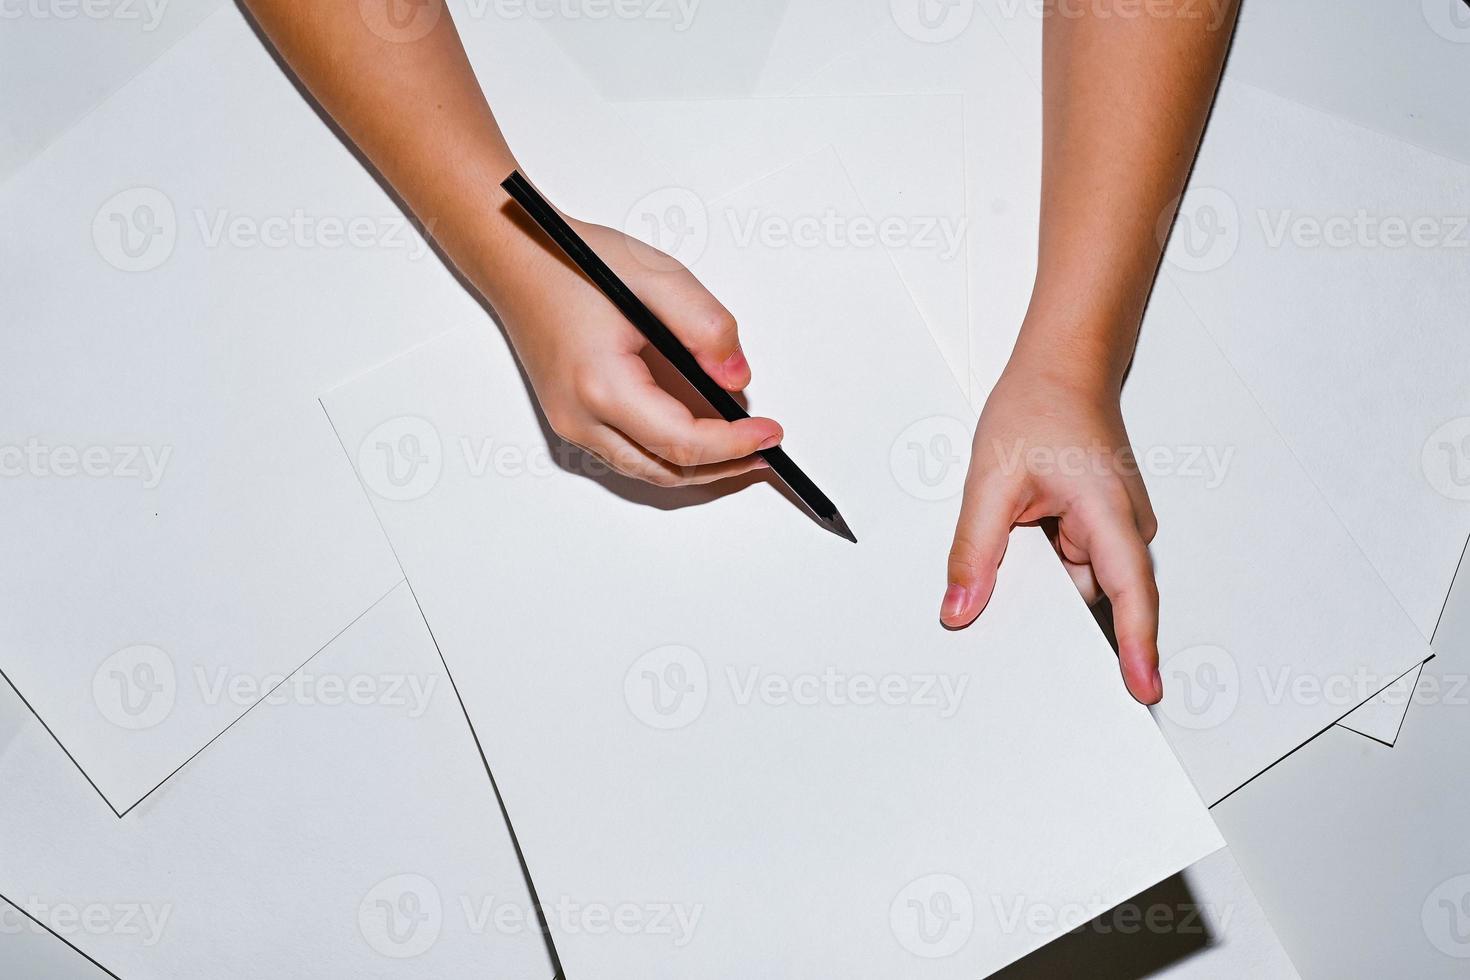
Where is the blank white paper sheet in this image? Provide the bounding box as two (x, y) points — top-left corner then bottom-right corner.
(0, 3), (473, 813)
(324, 152), (1221, 978)
(616, 94), (971, 396)
(0, 583), (553, 979)
(744, 7), (1442, 801)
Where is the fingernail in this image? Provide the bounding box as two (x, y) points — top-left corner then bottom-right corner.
(757, 432), (781, 451)
(722, 348), (749, 380)
(941, 584), (969, 621)
(1151, 668), (1164, 702)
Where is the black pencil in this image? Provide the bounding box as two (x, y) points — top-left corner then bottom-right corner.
(500, 170), (856, 543)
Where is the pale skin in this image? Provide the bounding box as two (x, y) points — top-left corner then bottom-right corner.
(942, 1), (1239, 705)
(242, 0), (779, 487)
(242, 0), (1238, 703)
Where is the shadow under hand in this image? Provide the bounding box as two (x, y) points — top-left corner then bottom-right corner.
(989, 872), (1217, 980)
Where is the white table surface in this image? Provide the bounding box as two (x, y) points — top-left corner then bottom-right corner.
(3, 2), (1467, 977)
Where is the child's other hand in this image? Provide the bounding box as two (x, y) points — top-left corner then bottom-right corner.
(940, 358), (1162, 705)
(490, 219), (782, 487)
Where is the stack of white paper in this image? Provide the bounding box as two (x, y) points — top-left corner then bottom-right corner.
(0, 2), (487, 813)
(1162, 81), (1470, 643)
(4, 0), (1465, 975)
(0, 583), (553, 978)
(1213, 551), (1470, 978)
(324, 151), (1223, 978)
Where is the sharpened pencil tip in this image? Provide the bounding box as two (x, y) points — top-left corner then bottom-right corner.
(824, 512), (858, 544)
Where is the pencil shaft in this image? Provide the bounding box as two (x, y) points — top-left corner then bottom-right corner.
(503, 173), (745, 422)
(500, 171), (848, 537)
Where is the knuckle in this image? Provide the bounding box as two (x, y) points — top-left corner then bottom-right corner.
(572, 368), (616, 415)
(1120, 577), (1160, 607)
(636, 243), (687, 275)
(947, 544), (980, 581)
(664, 440), (707, 468)
(691, 307), (738, 348)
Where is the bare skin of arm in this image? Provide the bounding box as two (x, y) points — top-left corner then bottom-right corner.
(243, 0), (1234, 703)
(241, 0), (782, 486)
(941, 1), (1240, 705)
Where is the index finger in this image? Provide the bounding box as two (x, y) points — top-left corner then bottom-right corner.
(941, 476), (1023, 628)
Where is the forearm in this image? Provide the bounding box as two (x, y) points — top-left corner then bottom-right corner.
(1011, 0), (1239, 392)
(240, 0), (526, 294)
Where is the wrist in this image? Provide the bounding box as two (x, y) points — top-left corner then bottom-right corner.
(1004, 283), (1143, 397)
(1013, 264), (1152, 387)
(395, 141), (543, 299)
(1003, 323), (1128, 401)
